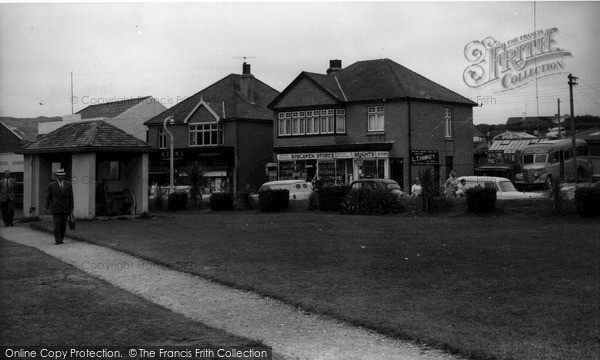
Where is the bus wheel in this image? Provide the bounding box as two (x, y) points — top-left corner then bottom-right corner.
(544, 175), (554, 191)
(577, 167), (584, 182)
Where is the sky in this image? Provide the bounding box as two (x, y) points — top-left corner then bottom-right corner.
(0, 1), (599, 125)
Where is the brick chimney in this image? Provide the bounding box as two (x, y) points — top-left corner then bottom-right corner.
(240, 62), (255, 103)
(327, 59), (342, 75)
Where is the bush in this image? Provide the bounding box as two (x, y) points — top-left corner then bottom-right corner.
(168, 191), (188, 211)
(308, 191), (319, 211)
(259, 189), (289, 212)
(153, 187), (165, 211)
(317, 186), (350, 211)
(465, 186), (496, 213)
(343, 188), (401, 215)
(235, 192), (255, 211)
(210, 192), (234, 211)
(575, 187), (600, 217)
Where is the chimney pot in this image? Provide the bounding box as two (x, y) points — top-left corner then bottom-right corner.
(242, 62), (251, 75)
(327, 59), (342, 75)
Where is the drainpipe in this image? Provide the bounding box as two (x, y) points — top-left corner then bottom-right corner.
(407, 98), (412, 193)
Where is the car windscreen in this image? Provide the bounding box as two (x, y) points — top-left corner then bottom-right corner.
(498, 181), (517, 192)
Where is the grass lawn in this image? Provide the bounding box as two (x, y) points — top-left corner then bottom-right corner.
(0, 239), (267, 353)
(32, 206), (600, 360)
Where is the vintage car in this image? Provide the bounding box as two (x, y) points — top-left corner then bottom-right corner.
(458, 176), (546, 200)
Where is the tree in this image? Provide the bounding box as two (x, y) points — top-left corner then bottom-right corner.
(183, 161), (206, 207)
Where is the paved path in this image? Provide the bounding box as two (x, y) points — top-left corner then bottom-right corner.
(0, 225), (461, 360)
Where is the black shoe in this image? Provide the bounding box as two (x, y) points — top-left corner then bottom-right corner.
(9, 222), (14, 227)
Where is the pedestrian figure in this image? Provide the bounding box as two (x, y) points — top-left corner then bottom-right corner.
(456, 179), (467, 197)
(411, 177), (422, 197)
(0, 170), (16, 227)
(444, 169), (459, 197)
(44, 168), (74, 245)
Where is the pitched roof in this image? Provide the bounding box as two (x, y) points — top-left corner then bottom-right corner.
(145, 74), (280, 126)
(270, 58), (477, 108)
(0, 117), (61, 142)
(18, 120), (153, 154)
(76, 96), (153, 119)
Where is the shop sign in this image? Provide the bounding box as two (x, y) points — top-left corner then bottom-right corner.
(410, 150), (439, 165)
(160, 149), (185, 161)
(352, 151), (389, 159)
(334, 152), (353, 159)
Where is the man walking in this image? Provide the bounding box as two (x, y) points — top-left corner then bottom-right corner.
(0, 170), (16, 227)
(44, 168), (74, 245)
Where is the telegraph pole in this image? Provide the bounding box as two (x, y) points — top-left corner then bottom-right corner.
(568, 74), (578, 183)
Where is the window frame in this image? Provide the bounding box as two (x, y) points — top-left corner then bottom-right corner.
(158, 128), (167, 149)
(444, 107), (453, 138)
(189, 122), (223, 147)
(367, 106), (384, 132)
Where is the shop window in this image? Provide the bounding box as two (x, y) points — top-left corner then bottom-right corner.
(444, 108), (452, 138)
(367, 106), (384, 132)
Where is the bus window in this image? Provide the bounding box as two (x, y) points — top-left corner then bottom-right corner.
(523, 154), (547, 164)
(550, 152), (559, 163)
(577, 146), (589, 157)
(563, 149), (571, 161)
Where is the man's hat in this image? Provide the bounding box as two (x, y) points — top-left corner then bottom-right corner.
(56, 168), (66, 176)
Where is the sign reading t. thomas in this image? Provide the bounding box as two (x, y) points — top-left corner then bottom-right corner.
(410, 150), (439, 165)
(463, 28), (572, 91)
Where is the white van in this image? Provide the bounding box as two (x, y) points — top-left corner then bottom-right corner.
(258, 180), (313, 200)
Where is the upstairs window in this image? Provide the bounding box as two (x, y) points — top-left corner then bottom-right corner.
(189, 123), (223, 146)
(444, 108), (452, 138)
(278, 112), (292, 136)
(158, 128), (167, 149)
(367, 106), (384, 132)
(336, 109), (346, 133)
(320, 109), (335, 134)
(306, 110), (319, 135)
(292, 111), (306, 135)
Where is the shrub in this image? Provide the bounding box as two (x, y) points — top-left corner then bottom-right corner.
(211, 192), (234, 211)
(575, 187), (600, 217)
(308, 191), (319, 211)
(317, 186), (350, 211)
(235, 192), (255, 211)
(168, 191), (188, 211)
(259, 189), (289, 212)
(419, 168), (436, 212)
(343, 188), (401, 215)
(153, 187), (165, 211)
(465, 186), (496, 213)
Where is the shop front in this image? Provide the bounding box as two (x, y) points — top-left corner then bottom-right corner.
(149, 147), (235, 193)
(276, 151), (390, 186)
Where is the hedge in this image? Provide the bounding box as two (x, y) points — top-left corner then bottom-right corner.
(210, 192), (234, 211)
(317, 186), (350, 211)
(342, 188), (401, 215)
(259, 189), (289, 212)
(575, 187), (600, 217)
(167, 191), (188, 211)
(465, 186), (496, 213)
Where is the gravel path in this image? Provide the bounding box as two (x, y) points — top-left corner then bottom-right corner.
(1, 226), (461, 360)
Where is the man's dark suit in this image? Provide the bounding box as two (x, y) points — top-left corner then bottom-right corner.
(0, 177), (16, 226)
(44, 180), (74, 244)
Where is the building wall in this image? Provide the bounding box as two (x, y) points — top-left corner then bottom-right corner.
(72, 153), (96, 219)
(235, 121), (273, 191)
(272, 100), (474, 191)
(272, 77), (338, 109)
(0, 125), (22, 153)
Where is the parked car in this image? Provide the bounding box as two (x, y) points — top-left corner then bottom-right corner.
(258, 180), (313, 200)
(149, 185), (192, 200)
(349, 179), (406, 197)
(458, 176), (546, 200)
